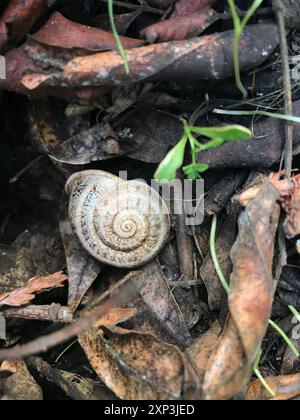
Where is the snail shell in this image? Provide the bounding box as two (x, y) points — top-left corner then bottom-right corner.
(65, 170), (170, 268)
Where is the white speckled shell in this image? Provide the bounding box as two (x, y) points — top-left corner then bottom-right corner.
(65, 170), (170, 268)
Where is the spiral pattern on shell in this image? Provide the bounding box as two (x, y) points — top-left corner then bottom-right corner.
(65, 170), (171, 268)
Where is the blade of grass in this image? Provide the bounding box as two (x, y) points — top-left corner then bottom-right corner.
(288, 305), (300, 324)
(214, 108), (300, 124)
(54, 339), (78, 364)
(227, 0), (264, 99)
(268, 319), (300, 357)
(108, 0), (129, 74)
(209, 214), (230, 294)
(253, 350), (276, 398)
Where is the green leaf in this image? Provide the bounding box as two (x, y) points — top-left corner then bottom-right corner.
(199, 137), (227, 151)
(182, 163), (209, 180)
(189, 124), (252, 141)
(154, 135), (188, 182)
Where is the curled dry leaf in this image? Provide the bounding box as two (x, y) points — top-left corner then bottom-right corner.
(21, 25), (278, 90)
(0, 48), (109, 101)
(142, 0), (219, 42)
(32, 12), (143, 52)
(79, 326), (201, 400)
(203, 178), (281, 400)
(51, 108), (182, 165)
(284, 194), (300, 236)
(0, 360), (43, 400)
(268, 172), (300, 238)
(0, 0), (48, 53)
(247, 374), (300, 400)
(0, 272), (67, 307)
(141, 9), (219, 42)
(51, 122), (121, 165)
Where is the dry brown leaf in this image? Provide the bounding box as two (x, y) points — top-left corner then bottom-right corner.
(203, 178), (281, 400)
(142, 0), (219, 43)
(132, 261), (191, 346)
(0, 272), (67, 307)
(269, 173), (300, 238)
(51, 107), (182, 165)
(32, 12), (143, 51)
(0, 0), (48, 53)
(247, 374), (300, 400)
(186, 321), (222, 380)
(21, 25), (278, 90)
(0, 47), (109, 100)
(52, 122), (121, 165)
(59, 200), (102, 311)
(0, 360), (42, 400)
(79, 326), (201, 400)
(259, 171), (300, 238)
(141, 9), (219, 42)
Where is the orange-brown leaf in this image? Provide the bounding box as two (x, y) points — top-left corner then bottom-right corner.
(203, 178), (281, 400)
(0, 272), (67, 307)
(79, 326), (200, 400)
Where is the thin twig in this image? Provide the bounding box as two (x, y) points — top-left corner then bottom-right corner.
(272, 0), (294, 179)
(9, 155), (44, 184)
(0, 283), (137, 361)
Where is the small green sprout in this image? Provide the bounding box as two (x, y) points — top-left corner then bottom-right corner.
(108, 0), (129, 74)
(228, 0), (264, 98)
(154, 119), (252, 182)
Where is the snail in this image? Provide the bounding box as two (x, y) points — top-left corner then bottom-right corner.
(65, 170), (171, 268)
